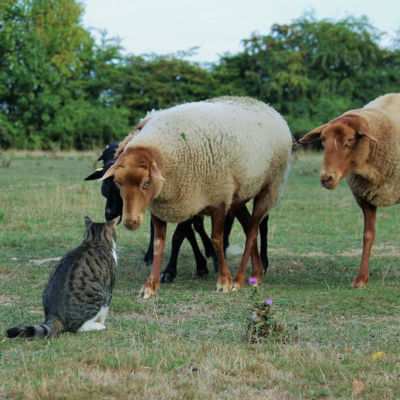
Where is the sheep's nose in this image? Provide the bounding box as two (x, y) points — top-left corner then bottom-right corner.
(320, 172), (337, 189)
(124, 218), (141, 231)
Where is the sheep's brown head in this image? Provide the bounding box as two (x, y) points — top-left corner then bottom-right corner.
(299, 114), (377, 190)
(101, 147), (165, 231)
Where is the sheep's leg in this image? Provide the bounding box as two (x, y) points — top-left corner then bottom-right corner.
(184, 222), (209, 278)
(140, 215), (167, 299)
(233, 223), (262, 289)
(260, 215), (269, 272)
(233, 221), (262, 290)
(161, 220), (208, 283)
(211, 204), (232, 292)
(227, 202), (269, 279)
(353, 199), (376, 288)
(233, 186), (273, 289)
(193, 216), (217, 262)
(233, 205), (260, 275)
(143, 220), (154, 265)
(160, 222), (186, 283)
(230, 204), (258, 265)
(223, 212), (235, 254)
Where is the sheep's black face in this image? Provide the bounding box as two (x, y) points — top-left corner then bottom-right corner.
(101, 177), (123, 221)
(85, 142), (123, 221)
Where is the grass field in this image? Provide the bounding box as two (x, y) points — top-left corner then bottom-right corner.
(0, 151), (399, 400)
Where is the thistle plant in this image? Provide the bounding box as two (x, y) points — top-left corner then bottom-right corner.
(246, 279), (286, 343)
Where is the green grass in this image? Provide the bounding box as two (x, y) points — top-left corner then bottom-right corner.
(0, 151), (399, 399)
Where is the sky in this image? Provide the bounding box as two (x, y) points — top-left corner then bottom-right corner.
(82, 0), (399, 62)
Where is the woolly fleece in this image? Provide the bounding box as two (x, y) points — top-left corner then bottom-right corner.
(124, 97), (292, 223)
(345, 93), (400, 206)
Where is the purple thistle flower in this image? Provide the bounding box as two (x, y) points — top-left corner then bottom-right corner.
(248, 277), (258, 286)
(265, 298), (273, 306)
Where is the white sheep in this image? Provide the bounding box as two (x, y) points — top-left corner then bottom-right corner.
(103, 97), (292, 298)
(300, 93), (400, 288)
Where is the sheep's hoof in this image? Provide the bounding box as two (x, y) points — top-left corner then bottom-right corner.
(352, 276), (368, 288)
(143, 253), (153, 266)
(161, 270), (176, 283)
(212, 257), (219, 273)
(195, 269), (209, 278)
(232, 275), (246, 291)
(195, 261), (209, 278)
(216, 277), (232, 293)
(139, 282), (159, 299)
(139, 286), (155, 299)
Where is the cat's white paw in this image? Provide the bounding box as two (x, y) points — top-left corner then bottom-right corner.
(78, 306), (109, 332)
(78, 321), (106, 332)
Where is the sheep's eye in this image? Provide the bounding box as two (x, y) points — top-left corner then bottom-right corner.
(142, 180), (151, 190)
(345, 138), (356, 148)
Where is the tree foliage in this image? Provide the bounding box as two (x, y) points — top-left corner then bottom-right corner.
(0, 0), (129, 149)
(214, 16), (400, 133)
(0, 2), (399, 149)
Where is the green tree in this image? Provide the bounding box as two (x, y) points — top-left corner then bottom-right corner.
(114, 54), (217, 125)
(1, 5), (400, 148)
(0, 0), (130, 149)
(213, 15), (400, 136)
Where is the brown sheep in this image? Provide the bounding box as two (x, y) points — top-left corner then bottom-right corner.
(299, 93), (400, 288)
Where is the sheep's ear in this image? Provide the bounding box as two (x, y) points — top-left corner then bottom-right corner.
(99, 164), (116, 181)
(298, 124), (328, 144)
(150, 161), (165, 183)
(84, 168), (105, 181)
(341, 114), (378, 143)
(150, 161), (165, 198)
(358, 130), (378, 143)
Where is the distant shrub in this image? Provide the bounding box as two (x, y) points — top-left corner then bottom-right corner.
(0, 113), (22, 149)
(42, 101), (131, 150)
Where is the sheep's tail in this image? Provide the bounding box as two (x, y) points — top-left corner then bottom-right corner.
(6, 318), (63, 339)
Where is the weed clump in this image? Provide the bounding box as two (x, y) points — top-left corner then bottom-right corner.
(247, 297), (286, 343)
(246, 279), (294, 344)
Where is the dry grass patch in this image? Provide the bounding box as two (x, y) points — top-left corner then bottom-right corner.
(0, 294), (19, 306)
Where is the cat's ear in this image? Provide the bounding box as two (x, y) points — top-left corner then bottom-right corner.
(106, 217), (119, 228)
(84, 216), (92, 228)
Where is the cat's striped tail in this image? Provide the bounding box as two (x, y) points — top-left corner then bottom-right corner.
(6, 319), (63, 339)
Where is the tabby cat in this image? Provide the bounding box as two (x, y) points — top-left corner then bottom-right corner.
(6, 217), (117, 338)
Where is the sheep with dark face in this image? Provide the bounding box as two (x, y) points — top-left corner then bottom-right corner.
(85, 143), (123, 222)
(300, 93), (400, 288)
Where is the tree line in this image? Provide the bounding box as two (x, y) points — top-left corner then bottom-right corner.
(1, 0), (399, 150)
